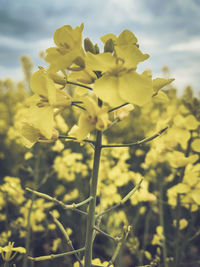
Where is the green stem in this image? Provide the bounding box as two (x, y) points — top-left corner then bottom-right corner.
(101, 127), (168, 148)
(107, 226), (131, 267)
(174, 194), (181, 267)
(4, 262), (9, 267)
(67, 81), (93, 91)
(72, 103), (86, 111)
(23, 148), (40, 267)
(84, 131), (102, 267)
(108, 103), (129, 113)
(158, 182), (168, 267)
(50, 212), (83, 267)
(58, 135), (95, 145)
(28, 247), (85, 261)
(96, 179), (142, 219)
(93, 226), (116, 241)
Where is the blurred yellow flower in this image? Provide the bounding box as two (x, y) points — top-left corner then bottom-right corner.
(0, 242), (26, 262)
(69, 96), (111, 140)
(45, 24), (84, 72)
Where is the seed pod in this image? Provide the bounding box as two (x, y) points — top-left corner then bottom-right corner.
(84, 38), (95, 54)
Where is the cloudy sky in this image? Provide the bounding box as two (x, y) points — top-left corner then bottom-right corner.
(0, 0), (200, 94)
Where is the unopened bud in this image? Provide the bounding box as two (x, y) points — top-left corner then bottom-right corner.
(94, 44), (100, 54)
(84, 38), (95, 54)
(104, 38), (114, 53)
(49, 72), (66, 85)
(73, 56), (85, 69)
(51, 128), (59, 141)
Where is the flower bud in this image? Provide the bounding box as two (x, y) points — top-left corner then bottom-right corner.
(73, 56), (85, 69)
(94, 44), (100, 54)
(104, 38), (114, 53)
(51, 128), (59, 141)
(84, 38), (95, 54)
(49, 72), (66, 85)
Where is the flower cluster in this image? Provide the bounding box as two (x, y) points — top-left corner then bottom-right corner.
(17, 23), (174, 147)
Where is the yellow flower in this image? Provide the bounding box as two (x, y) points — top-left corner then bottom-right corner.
(45, 24), (84, 72)
(114, 103), (134, 120)
(73, 257), (114, 267)
(69, 96), (111, 140)
(152, 226), (165, 246)
(19, 105), (59, 147)
(84, 29), (174, 107)
(0, 242), (26, 262)
(30, 68), (72, 108)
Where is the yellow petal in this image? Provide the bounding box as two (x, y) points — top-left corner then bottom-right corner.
(86, 52), (116, 73)
(54, 24), (83, 50)
(191, 138), (200, 152)
(153, 78), (174, 94)
(45, 48), (78, 72)
(185, 115), (199, 130)
(20, 122), (41, 148)
(30, 69), (47, 96)
(117, 29), (138, 46)
(70, 113), (94, 140)
(119, 71), (153, 106)
(191, 190), (200, 205)
(115, 45), (149, 69)
(93, 75), (124, 107)
(30, 69), (56, 106)
(100, 33), (117, 44)
(30, 106), (54, 139)
(82, 96), (98, 116)
(12, 247), (26, 254)
(153, 90), (169, 102)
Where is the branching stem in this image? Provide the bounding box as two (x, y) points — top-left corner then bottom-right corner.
(28, 248), (85, 261)
(101, 127), (168, 148)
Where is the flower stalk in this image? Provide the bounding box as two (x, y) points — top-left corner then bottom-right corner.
(84, 130), (102, 267)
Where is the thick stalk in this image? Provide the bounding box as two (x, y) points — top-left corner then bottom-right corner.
(84, 131), (102, 267)
(158, 182), (168, 267)
(23, 147), (40, 267)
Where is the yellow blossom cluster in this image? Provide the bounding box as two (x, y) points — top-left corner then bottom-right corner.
(16, 23), (174, 146)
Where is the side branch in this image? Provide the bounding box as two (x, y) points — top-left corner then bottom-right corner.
(67, 81), (93, 91)
(50, 212), (83, 267)
(26, 188), (91, 214)
(58, 135), (95, 145)
(107, 226), (131, 267)
(101, 127), (168, 148)
(28, 247), (85, 261)
(108, 103), (129, 113)
(93, 226), (116, 242)
(96, 179), (142, 219)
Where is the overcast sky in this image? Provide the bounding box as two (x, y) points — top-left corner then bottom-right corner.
(0, 0), (200, 94)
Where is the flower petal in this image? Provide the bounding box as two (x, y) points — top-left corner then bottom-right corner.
(93, 75), (124, 107)
(119, 71), (153, 106)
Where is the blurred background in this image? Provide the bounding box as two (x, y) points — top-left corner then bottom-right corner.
(0, 1), (200, 266)
(0, 0), (200, 94)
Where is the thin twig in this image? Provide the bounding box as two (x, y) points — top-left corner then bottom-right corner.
(107, 226), (131, 267)
(93, 226), (116, 241)
(67, 81), (93, 90)
(50, 212), (83, 267)
(102, 118), (120, 133)
(96, 179), (142, 219)
(28, 247), (85, 261)
(26, 188), (91, 215)
(108, 103), (129, 113)
(72, 103), (86, 111)
(101, 127), (168, 148)
(58, 135), (95, 145)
